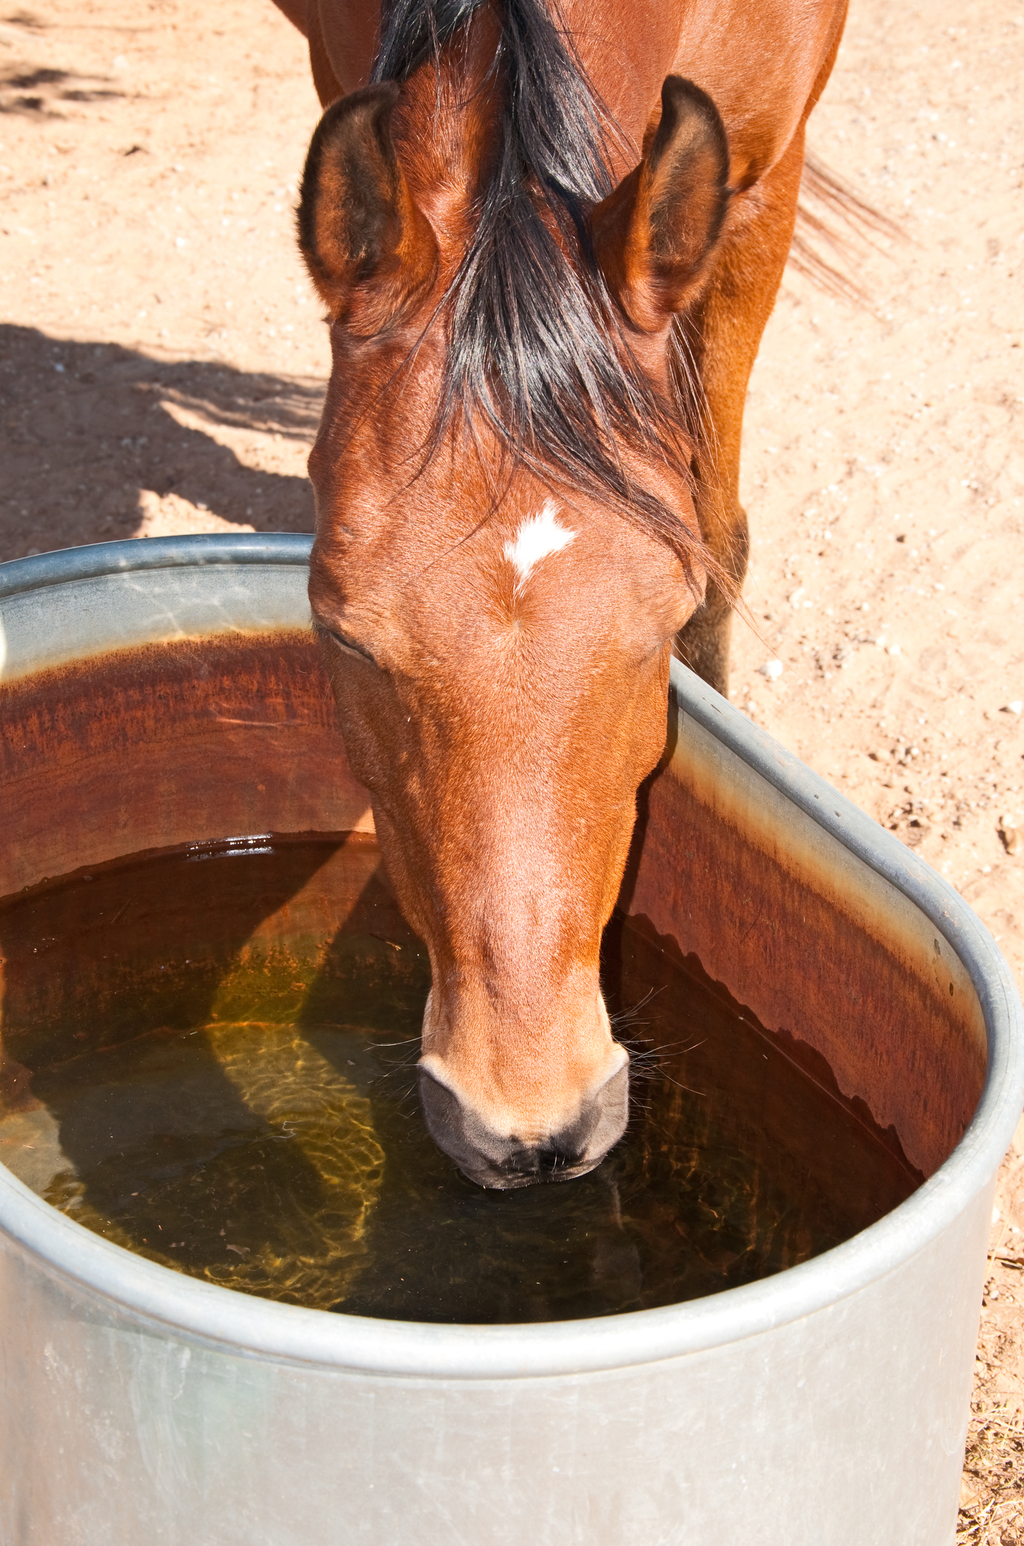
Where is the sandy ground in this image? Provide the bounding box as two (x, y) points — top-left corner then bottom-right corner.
(1, 0), (1022, 1534)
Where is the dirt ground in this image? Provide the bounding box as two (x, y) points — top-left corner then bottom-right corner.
(1, 0), (1022, 1533)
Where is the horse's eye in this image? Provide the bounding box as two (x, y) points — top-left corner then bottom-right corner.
(328, 629), (377, 665)
(313, 619), (377, 663)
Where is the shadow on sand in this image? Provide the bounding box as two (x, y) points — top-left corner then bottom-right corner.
(0, 323), (322, 560)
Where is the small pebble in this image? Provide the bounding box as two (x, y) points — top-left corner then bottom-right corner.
(999, 816), (1020, 857)
(1006, 700), (1023, 715)
(758, 659), (783, 680)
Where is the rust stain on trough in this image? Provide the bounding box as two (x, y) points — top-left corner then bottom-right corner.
(0, 632), (375, 896)
(623, 708), (986, 1181)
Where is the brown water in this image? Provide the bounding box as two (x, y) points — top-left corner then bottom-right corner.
(0, 833), (922, 1323)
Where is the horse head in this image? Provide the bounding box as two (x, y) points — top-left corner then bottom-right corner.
(298, 33), (730, 1187)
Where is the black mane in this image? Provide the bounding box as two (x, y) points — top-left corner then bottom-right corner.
(373, 0), (710, 575)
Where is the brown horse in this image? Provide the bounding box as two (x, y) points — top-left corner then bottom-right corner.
(271, 0), (848, 1188)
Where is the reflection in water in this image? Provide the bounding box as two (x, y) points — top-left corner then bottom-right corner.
(0, 836), (923, 1323)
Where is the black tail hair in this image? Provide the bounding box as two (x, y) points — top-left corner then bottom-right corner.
(790, 152), (902, 305)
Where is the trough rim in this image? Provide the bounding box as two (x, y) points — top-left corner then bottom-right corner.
(0, 532), (312, 599)
(1, 533), (1021, 1381)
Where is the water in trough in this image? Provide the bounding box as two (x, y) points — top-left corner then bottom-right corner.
(0, 833), (921, 1323)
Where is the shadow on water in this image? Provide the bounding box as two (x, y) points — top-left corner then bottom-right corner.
(0, 839), (344, 1287)
(0, 323), (321, 560)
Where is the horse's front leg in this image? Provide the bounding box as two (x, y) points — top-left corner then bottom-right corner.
(673, 493), (749, 696)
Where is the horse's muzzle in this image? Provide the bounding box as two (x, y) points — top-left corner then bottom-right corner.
(417, 1061), (630, 1190)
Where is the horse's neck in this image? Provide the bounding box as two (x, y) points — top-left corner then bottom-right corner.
(307, 0), (663, 162)
(306, 0), (848, 192)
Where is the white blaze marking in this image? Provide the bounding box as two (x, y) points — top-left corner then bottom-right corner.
(503, 500), (575, 586)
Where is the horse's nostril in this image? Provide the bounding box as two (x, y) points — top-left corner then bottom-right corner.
(506, 1145), (583, 1178)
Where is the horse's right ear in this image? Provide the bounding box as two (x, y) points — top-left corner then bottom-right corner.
(591, 76), (730, 333)
(298, 83), (438, 335)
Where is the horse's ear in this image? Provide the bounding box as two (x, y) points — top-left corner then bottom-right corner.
(591, 76), (730, 332)
(298, 83), (438, 334)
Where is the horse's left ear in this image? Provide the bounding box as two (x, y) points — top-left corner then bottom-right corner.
(591, 76), (730, 333)
(298, 82), (438, 334)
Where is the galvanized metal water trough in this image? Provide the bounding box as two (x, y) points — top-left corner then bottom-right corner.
(0, 534), (1021, 1546)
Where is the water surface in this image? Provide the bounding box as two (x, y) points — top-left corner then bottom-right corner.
(0, 834), (922, 1322)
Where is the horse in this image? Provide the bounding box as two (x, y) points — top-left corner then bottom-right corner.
(270, 0), (849, 1188)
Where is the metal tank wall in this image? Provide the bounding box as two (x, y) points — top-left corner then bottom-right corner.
(0, 536), (1021, 1546)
